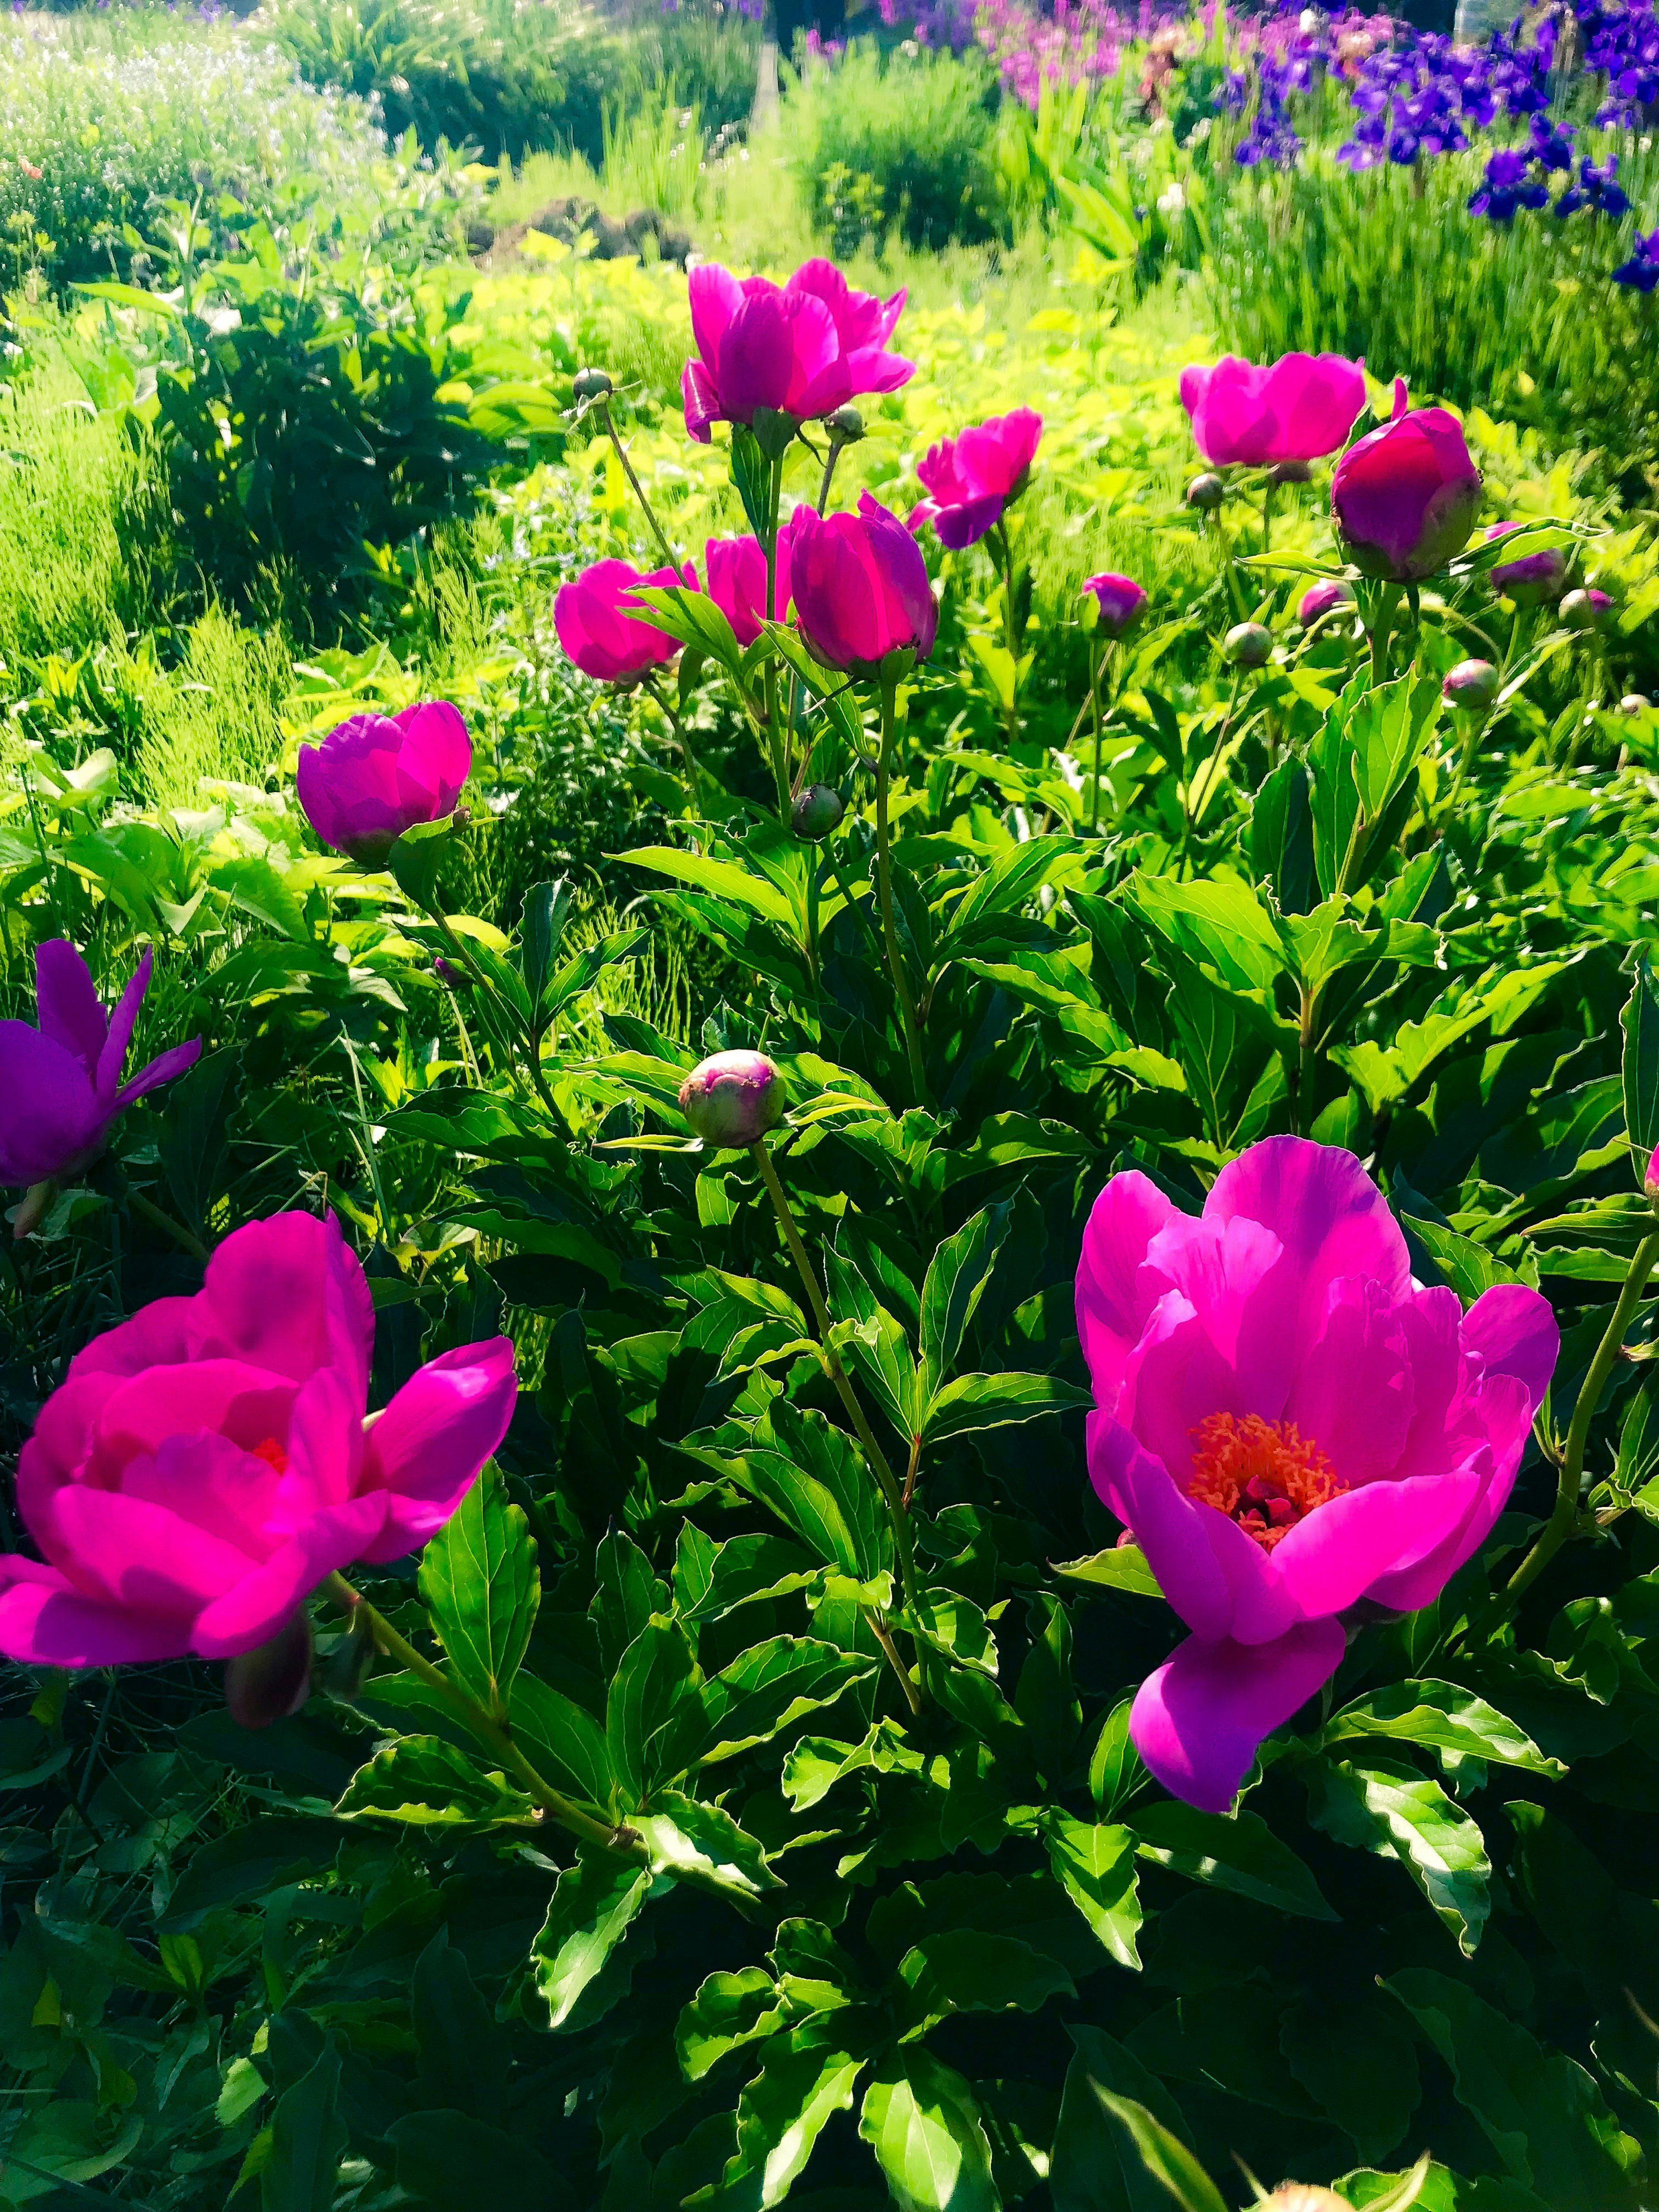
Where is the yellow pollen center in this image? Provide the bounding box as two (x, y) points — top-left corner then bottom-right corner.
(251, 1437), (289, 1475)
(1185, 1412), (1347, 1551)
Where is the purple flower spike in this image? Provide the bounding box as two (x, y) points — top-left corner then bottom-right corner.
(0, 942), (201, 1192)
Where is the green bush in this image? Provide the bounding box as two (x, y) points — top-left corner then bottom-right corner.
(785, 40), (1004, 254)
(624, 2), (761, 142)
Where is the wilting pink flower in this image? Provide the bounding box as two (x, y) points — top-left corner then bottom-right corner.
(681, 259), (913, 443)
(297, 702), (470, 868)
(0, 942), (200, 1193)
(554, 559), (697, 683)
(705, 514), (806, 648)
(1075, 1137), (1556, 1812)
(790, 492), (938, 676)
(1083, 573), (1147, 637)
(0, 1212), (515, 1670)
(909, 408), (1043, 550)
(1298, 580), (1352, 624)
(1179, 353), (1367, 467)
(1332, 381), (1482, 582)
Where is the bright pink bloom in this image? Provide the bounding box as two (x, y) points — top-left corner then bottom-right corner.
(1075, 1137), (1556, 1812)
(554, 559), (697, 683)
(0, 942), (199, 1190)
(681, 259), (913, 443)
(0, 1212), (516, 1670)
(1332, 381), (1482, 582)
(704, 514), (806, 648)
(789, 493), (938, 676)
(1083, 572), (1147, 636)
(297, 702), (471, 868)
(909, 408), (1043, 550)
(1179, 353), (1367, 467)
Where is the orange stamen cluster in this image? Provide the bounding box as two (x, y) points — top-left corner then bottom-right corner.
(251, 1437), (290, 1474)
(1185, 1412), (1347, 1550)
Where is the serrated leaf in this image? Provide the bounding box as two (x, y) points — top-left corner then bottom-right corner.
(697, 2019), (871, 2209)
(676, 1968), (787, 2082)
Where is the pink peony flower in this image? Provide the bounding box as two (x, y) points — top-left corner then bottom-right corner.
(681, 259), (913, 444)
(0, 1212), (516, 1670)
(789, 492), (938, 677)
(704, 514), (806, 648)
(1331, 381), (1482, 583)
(1075, 1137), (1557, 1812)
(0, 942), (200, 1192)
(909, 407), (1044, 550)
(1179, 353), (1367, 468)
(297, 701), (471, 868)
(1083, 572), (1147, 636)
(554, 558), (697, 683)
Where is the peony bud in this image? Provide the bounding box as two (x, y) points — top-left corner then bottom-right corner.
(1331, 380), (1481, 582)
(1297, 579), (1351, 625)
(1443, 658), (1500, 709)
(1186, 471), (1226, 512)
(1646, 1144), (1659, 1208)
(679, 1051), (785, 1147)
(1621, 693), (1652, 715)
(224, 1612), (313, 1730)
(1491, 544), (1567, 606)
(1561, 586), (1613, 631)
(791, 785), (845, 840)
(1268, 458), (1313, 485)
(572, 366), (614, 403)
(1262, 2190), (1350, 2212)
(1082, 572), (1147, 637)
(826, 404), (865, 442)
(1224, 621), (1272, 668)
(434, 955), (467, 990)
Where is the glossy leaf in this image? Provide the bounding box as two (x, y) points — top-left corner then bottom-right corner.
(418, 1470), (538, 1725)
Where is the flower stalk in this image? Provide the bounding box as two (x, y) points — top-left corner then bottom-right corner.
(875, 667), (930, 1104)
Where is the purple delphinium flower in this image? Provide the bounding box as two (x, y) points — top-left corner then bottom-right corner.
(1613, 229), (1659, 293)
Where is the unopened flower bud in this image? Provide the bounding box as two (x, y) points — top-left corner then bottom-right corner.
(1224, 621), (1272, 668)
(1561, 586), (1613, 631)
(791, 784), (845, 840)
(434, 955), (467, 990)
(224, 1612), (313, 1730)
(679, 1050), (785, 1147)
(825, 404), (864, 443)
(1443, 657), (1500, 709)
(1491, 544), (1567, 606)
(1262, 2191), (1350, 2212)
(1187, 471), (1226, 513)
(1646, 1145), (1659, 1211)
(1621, 693), (1652, 715)
(572, 366), (613, 404)
(1297, 579), (1351, 625)
(1268, 458), (1312, 485)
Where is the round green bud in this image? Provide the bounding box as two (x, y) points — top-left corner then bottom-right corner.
(572, 366), (613, 404)
(791, 784), (845, 840)
(1223, 621), (1272, 669)
(1186, 471), (1226, 513)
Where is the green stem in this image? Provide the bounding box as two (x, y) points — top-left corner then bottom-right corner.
(127, 1187), (210, 1265)
(1444, 707), (1491, 818)
(596, 399), (680, 574)
(748, 1143), (925, 1713)
(420, 898), (546, 1112)
(998, 524), (1021, 748)
(1367, 582), (1401, 686)
(323, 1572), (647, 1858)
(1088, 637), (1106, 835)
(875, 670), (929, 1105)
(1505, 1229), (1659, 1608)
(815, 435), (847, 517)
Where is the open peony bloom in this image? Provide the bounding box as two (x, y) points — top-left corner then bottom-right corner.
(0, 1212), (516, 1671)
(297, 701), (471, 868)
(790, 492), (938, 677)
(1076, 1138), (1557, 1812)
(909, 408), (1043, 550)
(705, 515), (805, 648)
(1331, 380), (1482, 583)
(554, 558), (697, 683)
(1179, 353), (1367, 468)
(0, 942), (200, 1193)
(681, 259), (913, 443)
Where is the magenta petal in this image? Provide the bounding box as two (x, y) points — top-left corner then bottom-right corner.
(1286, 1277), (1414, 1483)
(191, 1494), (389, 1658)
(1460, 1283), (1559, 1415)
(0, 1558), (191, 1667)
(95, 950), (151, 1098)
(1206, 1136), (1411, 1339)
(1272, 1466), (1484, 1618)
(195, 1211), (374, 1408)
(1367, 1375), (1533, 1611)
(0, 1023), (104, 1185)
(51, 1473), (257, 1611)
(357, 1336), (518, 1563)
(34, 941), (106, 1076)
(393, 699), (471, 814)
(682, 356), (721, 442)
(114, 1036), (202, 1111)
(932, 493), (1006, 550)
(1076, 1170), (1178, 1409)
(1130, 1619), (1347, 1812)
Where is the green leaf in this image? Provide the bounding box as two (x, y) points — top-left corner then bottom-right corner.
(676, 1968), (787, 2083)
(1044, 1814), (1143, 1968)
(412, 1929), (508, 2124)
(520, 877), (573, 1018)
(1387, 1968), (1639, 2205)
(621, 845), (797, 932)
(919, 1201), (1012, 1402)
(1123, 871), (1287, 993)
(386, 2112), (559, 2211)
(682, 1637), (877, 1770)
(530, 1853), (653, 2031)
(1131, 1801), (1337, 1920)
(1015, 1591), (1082, 1777)
(160, 1817), (341, 1926)
(509, 1674), (617, 1813)
(333, 1736), (535, 1828)
(261, 2040), (346, 2212)
(922, 1370), (1093, 1444)
(1087, 1699), (1147, 1818)
(1280, 1991), (1422, 2164)
(1399, 1214), (1538, 1300)
(633, 1789), (781, 1901)
(1246, 756), (1315, 915)
(624, 582), (745, 675)
(1087, 2091), (1228, 2212)
(859, 2047), (999, 2212)
(1052, 1547), (1165, 1601)
(896, 1930), (1075, 2037)
(590, 1527), (669, 1676)
(699, 2019), (871, 2208)
(1307, 1756), (1489, 1954)
(606, 1614), (701, 1799)
(387, 814), (458, 910)
(418, 1471), (537, 1725)
(1049, 2027), (1198, 2212)
(1319, 1680), (1564, 1777)
(1622, 956), (1659, 1176)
